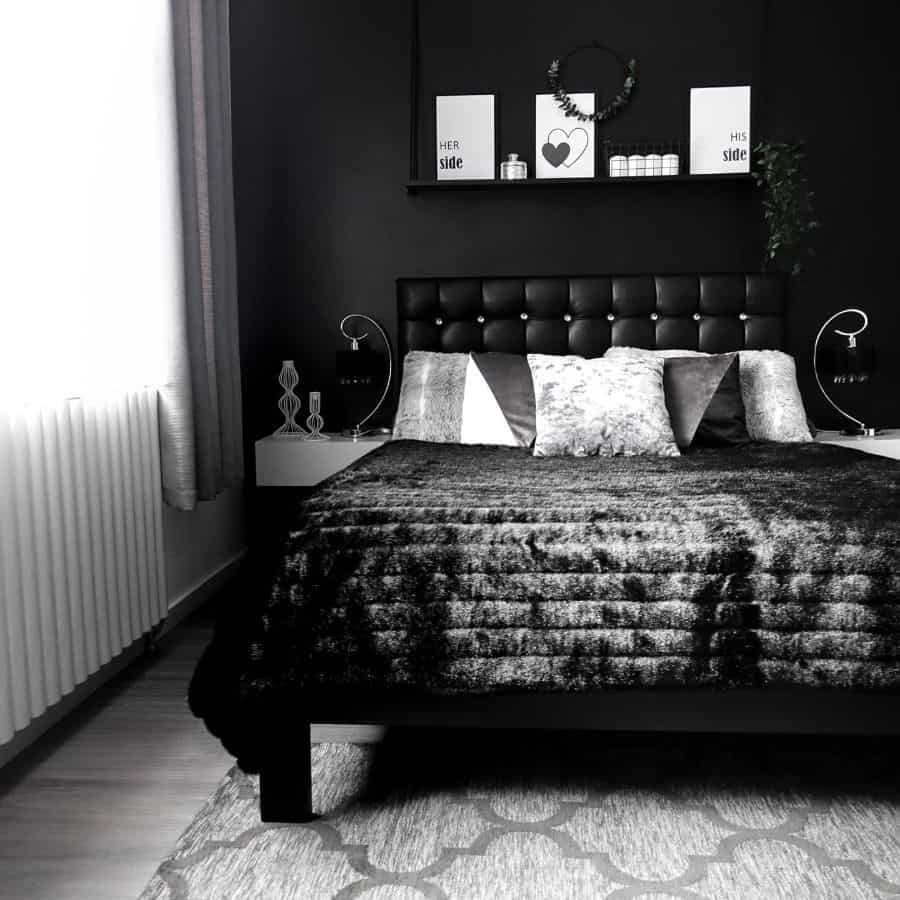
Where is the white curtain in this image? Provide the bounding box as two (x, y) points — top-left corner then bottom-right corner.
(0, 0), (243, 744)
(0, 2), (182, 407)
(0, 2), (184, 743)
(0, 391), (168, 745)
(0, 0), (243, 509)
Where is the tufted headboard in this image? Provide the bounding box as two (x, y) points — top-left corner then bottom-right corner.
(397, 273), (787, 358)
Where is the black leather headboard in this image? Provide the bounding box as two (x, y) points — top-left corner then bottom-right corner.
(397, 274), (787, 358)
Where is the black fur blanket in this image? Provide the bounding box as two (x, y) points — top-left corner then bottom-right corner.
(191, 440), (900, 762)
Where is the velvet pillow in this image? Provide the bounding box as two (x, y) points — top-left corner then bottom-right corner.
(392, 351), (536, 446)
(688, 354), (750, 447)
(737, 350), (813, 443)
(527, 354), (679, 458)
(604, 347), (811, 443)
(661, 354), (749, 449)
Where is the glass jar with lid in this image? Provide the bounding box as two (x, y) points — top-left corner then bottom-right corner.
(500, 153), (527, 180)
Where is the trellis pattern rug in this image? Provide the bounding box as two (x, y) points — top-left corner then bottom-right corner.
(139, 731), (900, 899)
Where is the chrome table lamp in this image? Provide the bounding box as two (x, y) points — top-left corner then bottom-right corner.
(337, 314), (393, 439)
(813, 308), (877, 436)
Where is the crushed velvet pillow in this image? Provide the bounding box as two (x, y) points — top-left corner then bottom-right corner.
(392, 350), (536, 446)
(737, 350), (812, 443)
(604, 347), (811, 443)
(527, 354), (679, 458)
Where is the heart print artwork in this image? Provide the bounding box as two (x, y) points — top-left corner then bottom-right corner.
(541, 128), (590, 168)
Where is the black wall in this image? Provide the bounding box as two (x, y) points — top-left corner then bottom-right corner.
(231, 0), (899, 446)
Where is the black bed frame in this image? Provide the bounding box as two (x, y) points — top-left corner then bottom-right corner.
(258, 273), (900, 823)
(260, 690), (900, 822)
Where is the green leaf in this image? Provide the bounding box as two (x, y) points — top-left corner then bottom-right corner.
(754, 137), (819, 274)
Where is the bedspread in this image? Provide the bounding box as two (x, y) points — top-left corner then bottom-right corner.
(191, 440), (900, 762)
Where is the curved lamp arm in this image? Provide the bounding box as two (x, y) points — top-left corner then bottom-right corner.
(812, 308), (868, 431)
(339, 314), (393, 438)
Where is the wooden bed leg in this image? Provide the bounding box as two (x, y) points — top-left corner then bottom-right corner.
(259, 721), (314, 823)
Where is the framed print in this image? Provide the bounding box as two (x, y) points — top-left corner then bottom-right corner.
(535, 93), (596, 179)
(435, 94), (496, 180)
(690, 86), (751, 174)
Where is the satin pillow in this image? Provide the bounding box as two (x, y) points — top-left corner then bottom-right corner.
(689, 355), (750, 447)
(663, 354), (750, 450)
(527, 354), (679, 458)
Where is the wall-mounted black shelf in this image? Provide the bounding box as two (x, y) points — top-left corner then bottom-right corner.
(406, 173), (755, 194)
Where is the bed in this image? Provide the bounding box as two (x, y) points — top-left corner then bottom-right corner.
(190, 273), (900, 823)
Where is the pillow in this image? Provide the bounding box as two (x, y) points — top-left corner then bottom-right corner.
(605, 346), (706, 359)
(604, 347), (812, 443)
(689, 355), (750, 447)
(527, 354), (679, 458)
(392, 350), (536, 446)
(663, 354), (750, 450)
(602, 349), (749, 449)
(738, 350), (813, 443)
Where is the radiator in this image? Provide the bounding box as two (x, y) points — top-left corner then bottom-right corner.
(0, 389), (167, 745)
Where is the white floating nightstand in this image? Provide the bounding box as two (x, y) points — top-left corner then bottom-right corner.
(255, 434), (391, 487)
(815, 429), (900, 461)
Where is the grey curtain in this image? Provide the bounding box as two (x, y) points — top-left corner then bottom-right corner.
(160, 0), (244, 511)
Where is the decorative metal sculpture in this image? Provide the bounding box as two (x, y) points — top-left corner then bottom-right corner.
(304, 391), (329, 441)
(272, 360), (307, 438)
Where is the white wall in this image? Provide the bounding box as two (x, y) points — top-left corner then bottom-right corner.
(163, 482), (247, 612)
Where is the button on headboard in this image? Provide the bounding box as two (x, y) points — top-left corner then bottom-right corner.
(397, 274), (787, 357)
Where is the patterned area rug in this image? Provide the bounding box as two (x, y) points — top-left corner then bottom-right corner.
(139, 730), (900, 899)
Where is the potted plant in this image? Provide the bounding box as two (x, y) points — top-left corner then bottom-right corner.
(753, 141), (821, 275)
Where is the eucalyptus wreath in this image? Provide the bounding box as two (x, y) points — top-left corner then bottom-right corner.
(547, 42), (638, 123)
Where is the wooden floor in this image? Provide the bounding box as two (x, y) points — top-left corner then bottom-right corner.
(0, 597), (383, 900)
(0, 607), (237, 900)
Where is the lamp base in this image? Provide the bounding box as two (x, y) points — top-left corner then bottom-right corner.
(840, 426), (879, 437)
(342, 426), (392, 440)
